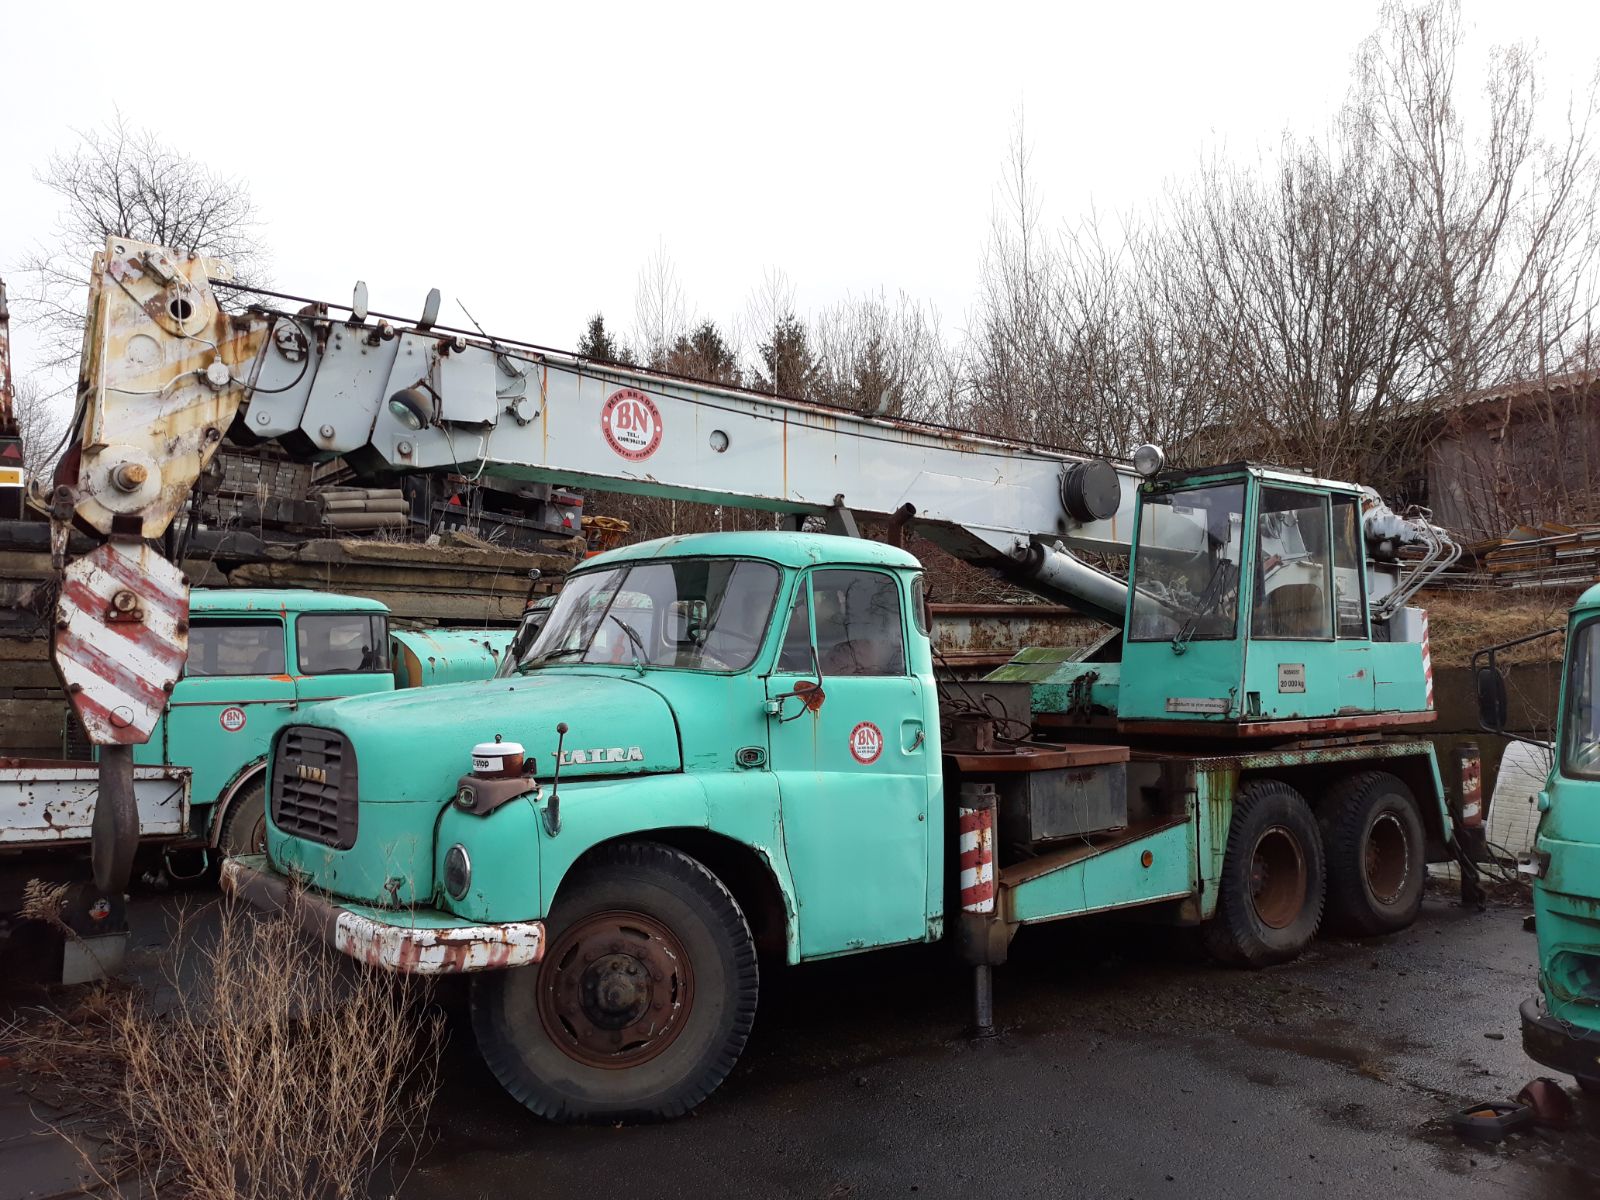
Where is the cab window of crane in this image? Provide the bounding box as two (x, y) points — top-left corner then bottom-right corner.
(1129, 483), (1246, 642)
(1331, 496), (1367, 638)
(184, 618), (285, 677)
(1251, 489), (1333, 641)
(1563, 620), (1600, 778)
(517, 559), (780, 673)
(297, 613), (389, 675)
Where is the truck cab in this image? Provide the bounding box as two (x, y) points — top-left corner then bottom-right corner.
(231, 533), (938, 1116)
(258, 533), (938, 951)
(1502, 585), (1600, 1090)
(130, 590), (394, 854)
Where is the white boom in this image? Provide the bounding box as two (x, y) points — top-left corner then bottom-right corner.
(59, 241), (1155, 619)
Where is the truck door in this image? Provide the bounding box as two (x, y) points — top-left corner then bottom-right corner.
(291, 612), (393, 704)
(766, 568), (931, 957)
(160, 616), (295, 808)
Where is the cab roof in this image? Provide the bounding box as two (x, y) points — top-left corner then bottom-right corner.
(581, 531), (921, 572)
(1156, 462), (1368, 494)
(190, 589), (388, 615)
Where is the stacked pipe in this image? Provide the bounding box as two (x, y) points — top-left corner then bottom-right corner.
(315, 486), (411, 532)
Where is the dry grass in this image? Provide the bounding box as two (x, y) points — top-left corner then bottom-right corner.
(1417, 587), (1576, 667)
(4, 899), (443, 1200)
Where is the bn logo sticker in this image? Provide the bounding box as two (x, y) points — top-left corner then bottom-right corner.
(219, 706), (247, 733)
(848, 721), (883, 765)
(602, 388), (663, 462)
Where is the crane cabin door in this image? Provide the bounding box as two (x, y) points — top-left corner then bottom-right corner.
(766, 567), (933, 958)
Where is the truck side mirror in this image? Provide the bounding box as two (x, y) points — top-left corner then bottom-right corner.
(1470, 628), (1562, 737)
(1475, 666), (1508, 733)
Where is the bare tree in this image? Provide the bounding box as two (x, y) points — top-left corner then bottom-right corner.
(740, 266), (798, 390)
(966, 0), (1599, 515)
(15, 112), (268, 378)
(812, 290), (957, 421)
(12, 377), (70, 475)
(632, 240), (690, 370)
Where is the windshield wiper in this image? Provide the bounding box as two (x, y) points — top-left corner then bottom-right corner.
(608, 613), (649, 675)
(519, 646), (588, 673)
(1172, 559), (1235, 655)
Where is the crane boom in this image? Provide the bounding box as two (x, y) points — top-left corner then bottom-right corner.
(61, 241), (1149, 610)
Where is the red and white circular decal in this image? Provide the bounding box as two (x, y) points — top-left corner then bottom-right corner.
(601, 388), (663, 462)
(219, 706), (247, 733)
(848, 721), (883, 765)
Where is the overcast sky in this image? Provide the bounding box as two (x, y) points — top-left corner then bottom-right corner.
(4, 0), (1598, 388)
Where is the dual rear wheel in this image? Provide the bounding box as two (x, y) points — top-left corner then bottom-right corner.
(1203, 771), (1425, 968)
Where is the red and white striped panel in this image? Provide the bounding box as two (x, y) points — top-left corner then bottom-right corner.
(52, 541), (189, 745)
(1420, 610), (1434, 710)
(957, 805), (996, 914)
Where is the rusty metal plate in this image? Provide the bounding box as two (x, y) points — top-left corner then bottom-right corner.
(52, 541), (188, 744)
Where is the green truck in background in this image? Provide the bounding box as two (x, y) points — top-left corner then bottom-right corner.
(1478, 585), (1600, 1092)
(2, 589), (511, 861)
(130, 588), (512, 860)
(225, 462), (1469, 1125)
(2, 587), (511, 980)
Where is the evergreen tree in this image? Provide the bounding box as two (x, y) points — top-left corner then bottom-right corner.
(577, 313), (632, 366)
(755, 313), (819, 398)
(665, 320), (741, 385)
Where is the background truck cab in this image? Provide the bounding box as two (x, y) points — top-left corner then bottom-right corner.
(1482, 584), (1600, 1091)
(129, 590), (509, 857)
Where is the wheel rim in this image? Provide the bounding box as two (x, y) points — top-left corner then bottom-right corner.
(535, 909), (695, 1070)
(1249, 826), (1307, 930)
(1364, 811), (1410, 905)
(248, 813), (267, 856)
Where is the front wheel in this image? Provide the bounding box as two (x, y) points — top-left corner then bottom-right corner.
(471, 842), (758, 1123)
(1203, 779), (1326, 968)
(217, 779), (267, 857)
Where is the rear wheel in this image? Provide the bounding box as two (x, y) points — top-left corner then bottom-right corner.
(470, 842), (758, 1123)
(1319, 771), (1425, 937)
(1203, 779), (1326, 968)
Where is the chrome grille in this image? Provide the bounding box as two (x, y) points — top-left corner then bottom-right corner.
(270, 726), (358, 850)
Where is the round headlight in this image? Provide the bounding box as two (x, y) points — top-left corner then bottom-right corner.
(443, 843), (472, 901)
(1132, 443), (1166, 478)
(387, 387), (430, 431)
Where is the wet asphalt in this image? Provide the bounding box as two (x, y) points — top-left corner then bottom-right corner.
(391, 895), (1600, 1200)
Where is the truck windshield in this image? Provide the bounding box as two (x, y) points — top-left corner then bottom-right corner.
(1564, 620), (1600, 778)
(515, 559), (781, 674)
(1129, 482), (1246, 642)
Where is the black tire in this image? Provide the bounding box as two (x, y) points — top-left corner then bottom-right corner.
(470, 841), (758, 1123)
(217, 779), (267, 858)
(1203, 779), (1326, 968)
(1319, 771), (1425, 937)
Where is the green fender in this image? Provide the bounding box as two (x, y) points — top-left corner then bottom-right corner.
(436, 769), (802, 963)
